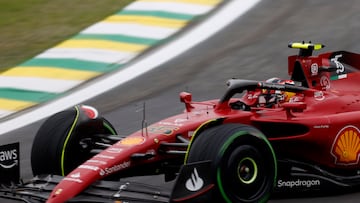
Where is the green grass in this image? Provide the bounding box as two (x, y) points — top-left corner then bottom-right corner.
(0, 0), (134, 71)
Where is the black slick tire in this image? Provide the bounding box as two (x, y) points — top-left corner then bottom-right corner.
(31, 106), (116, 176)
(186, 123), (277, 203)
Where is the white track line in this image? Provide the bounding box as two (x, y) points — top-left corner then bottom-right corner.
(0, 0), (261, 135)
(124, 1), (215, 15)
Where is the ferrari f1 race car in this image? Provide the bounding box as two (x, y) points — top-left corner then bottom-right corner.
(1, 42), (360, 203)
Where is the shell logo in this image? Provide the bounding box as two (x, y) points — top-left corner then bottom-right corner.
(119, 137), (145, 146)
(331, 125), (360, 165)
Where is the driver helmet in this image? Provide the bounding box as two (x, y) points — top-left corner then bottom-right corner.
(259, 78), (296, 106)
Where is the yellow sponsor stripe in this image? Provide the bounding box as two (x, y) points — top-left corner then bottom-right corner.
(57, 39), (148, 53)
(105, 15), (187, 28)
(139, 0), (221, 6)
(0, 98), (35, 111)
(2, 67), (100, 80)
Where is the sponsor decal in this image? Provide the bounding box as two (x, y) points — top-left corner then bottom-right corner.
(0, 161), (18, 169)
(95, 154), (115, 159)
(80, 105), (98, 119)
(175, 118), (188, 123)
(71, 172), (81, 178)
(0, 143), (20, 183)
(247, 93), (258, 100)
(148, 125), (180, 136)
(311, 63), (319, 76)
(64, 172), (83, 183)
(289, 95), (304, 103)
(154, 119), (188, 128)
(314, 91), (325, 101)
(0, 149), (17, 162)
(86, 159), (107, 165)
(320, 76), (330, 89)
(265, 83), (285, 90)
(338, 74), (347, 79)
(106, 147), (123, 153)
(55, 189), (63, 195)
(79, 164), (99, 171)
(185, 168), (204, 192)
(331, 125), (360, 165)
(0, 149), (18, 168)
(64, 177), (83, 183)
(313, 125), (329, 129)
(99, 161), (131, 176)
(119, 137), (145, 146)
(331, 74), (348, 81)
(159, 121), (183, 127)
(331, 54), (345, 74)
(277, 179), (320, 188)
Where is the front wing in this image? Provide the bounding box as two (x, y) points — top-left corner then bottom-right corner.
(0, 175), (171, 203)
(0, 161), (214, 203)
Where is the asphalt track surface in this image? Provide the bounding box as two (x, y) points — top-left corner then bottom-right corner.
(1, 0), (360, 202)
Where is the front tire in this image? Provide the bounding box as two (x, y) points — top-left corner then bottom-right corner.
(186, 124), (277, 203)
(31, 105), (117, 176)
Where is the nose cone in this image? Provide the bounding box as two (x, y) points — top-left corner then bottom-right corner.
(46, 167), (101, 203)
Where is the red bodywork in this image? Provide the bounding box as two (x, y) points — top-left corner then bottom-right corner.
(47, 49), (360, 202)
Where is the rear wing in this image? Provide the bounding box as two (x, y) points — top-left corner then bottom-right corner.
(288, 42), (325, 57)
(288, 42), (360, 89)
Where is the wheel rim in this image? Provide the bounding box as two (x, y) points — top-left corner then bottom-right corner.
(238, 157), (258, 184)
(218, 143), (274, 203)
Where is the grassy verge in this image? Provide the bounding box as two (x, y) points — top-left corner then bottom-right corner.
(0, 0), (134, 71)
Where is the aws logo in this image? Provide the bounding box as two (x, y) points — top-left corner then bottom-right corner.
(0, 149), (18, 169)
(331, 125), (360, 165)
(0, 142), (20, 183)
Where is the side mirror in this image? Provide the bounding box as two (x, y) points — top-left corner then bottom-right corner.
(282, 102), (306, 119)
(180, 92), (194, 112)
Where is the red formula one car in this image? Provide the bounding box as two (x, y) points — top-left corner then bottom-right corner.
(1, 42), (360, 203)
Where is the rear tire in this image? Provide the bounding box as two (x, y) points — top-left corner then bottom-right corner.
(186, 124), (277, 203)
(31, 105), (117, 176)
